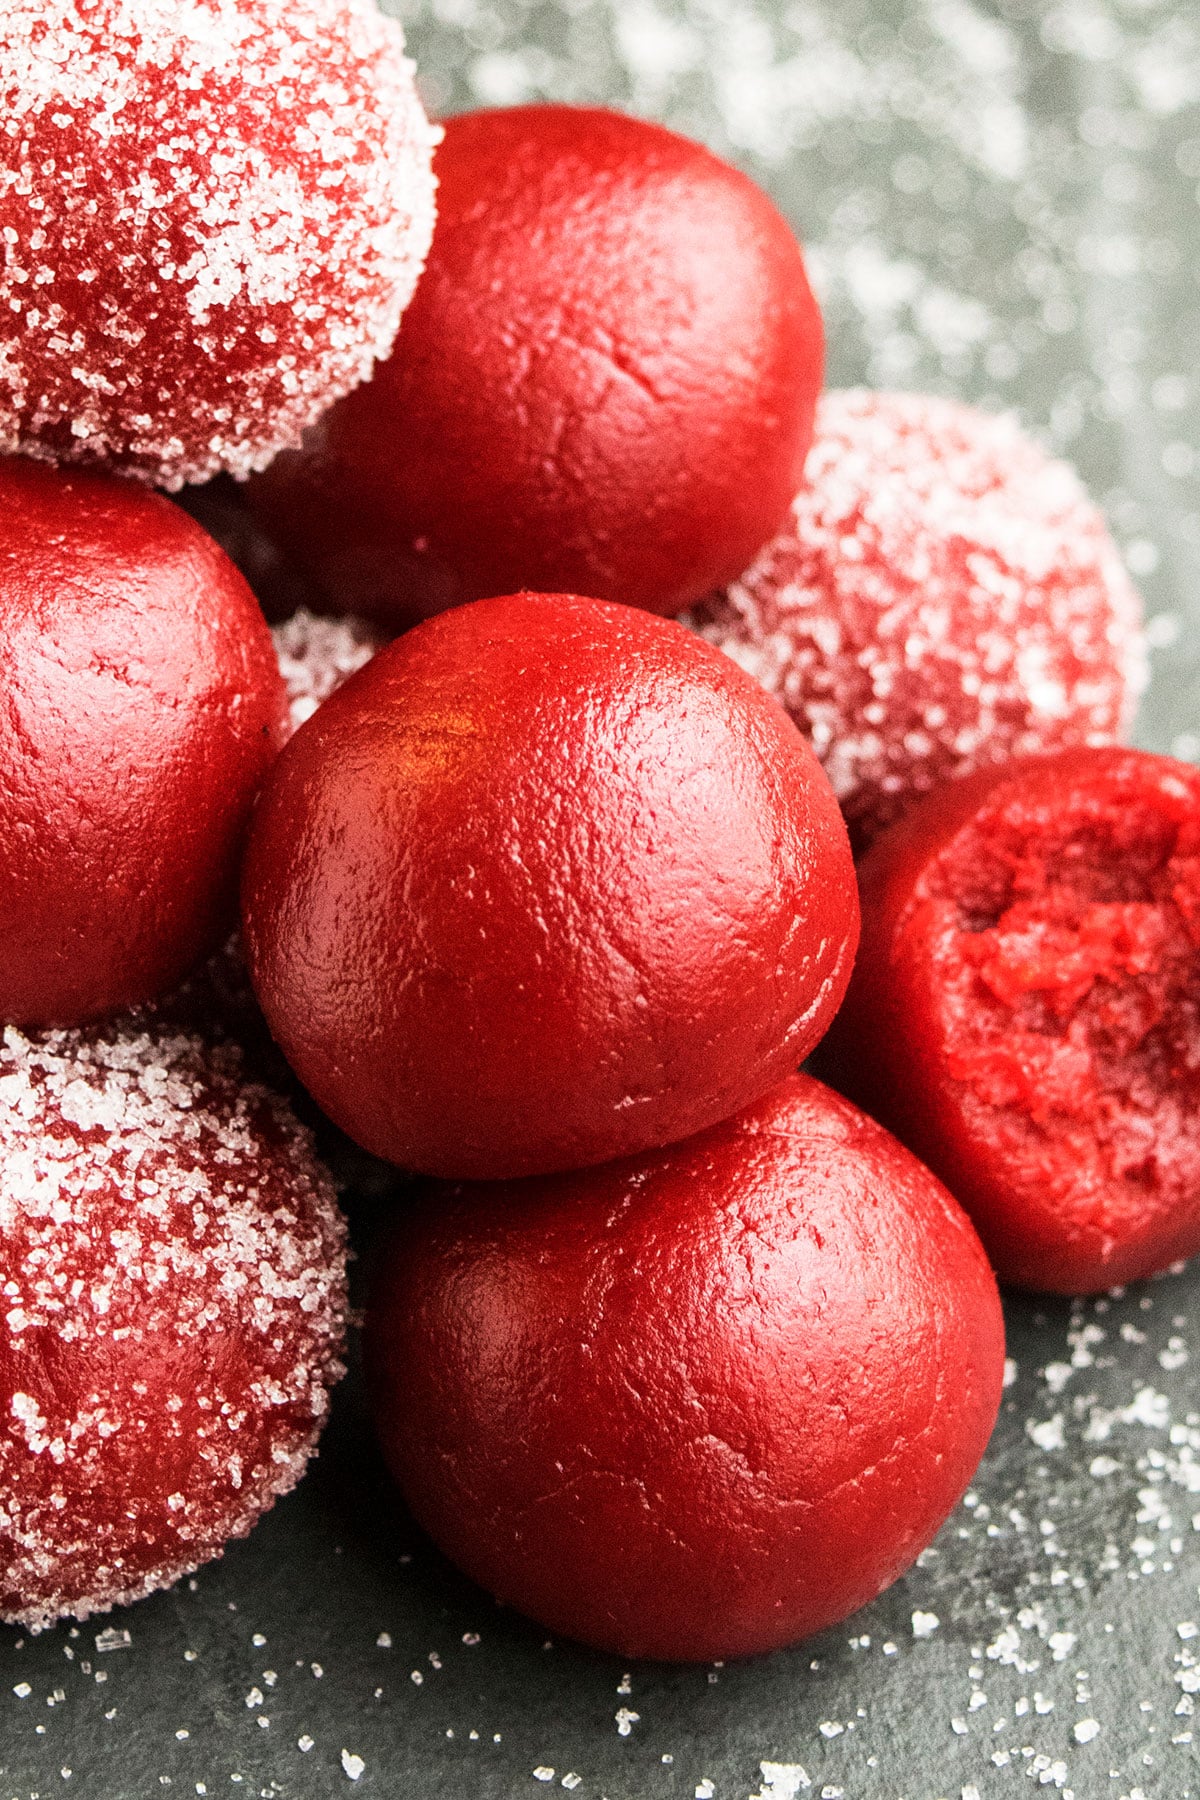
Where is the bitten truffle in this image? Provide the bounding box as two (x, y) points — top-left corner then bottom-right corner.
(0, 456), (287, 1027)
(242, 592), (858, 1179)
(367, 1074), (1005, 1662)
(246, 103), (824, 624)
(0, 1017), (347, 1630)
(823, 747), (1200, 1293)
(693, 391), (1145, 850)
(0, 0), (438, 488)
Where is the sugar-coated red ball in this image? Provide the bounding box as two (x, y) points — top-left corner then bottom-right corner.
(367, 1074), (1004, 1661)
(0, 0), (437, 489)
(272, 607), (388, 736)
(241, 592), (858, 1180)
(245, 104), (824, 626)
(0, 456), (287, 1027)
(822, 748), (1200, 1294)
(0, 1017), (347, 1630)
(692, 391), (1146, 851)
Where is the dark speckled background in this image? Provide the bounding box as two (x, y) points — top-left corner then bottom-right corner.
(4, 1), (1200, 1795)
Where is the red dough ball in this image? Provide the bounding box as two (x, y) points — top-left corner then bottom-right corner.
(0, 0), (437, 489)
(0, 1017), (347, 1629)
(822, 748), (1200, 1294)
(241, 592), (858, 1179)
(367, 1074), (1005, 1661)
(245, 104), (824, 626)
(692, 391), (1146, 851)
(0, 456), (287, 1027)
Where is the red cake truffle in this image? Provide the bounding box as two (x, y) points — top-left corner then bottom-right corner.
(0, 0), (437, 488)
(246, 103), (824, 625)
(242, 592), (858, 1179)
(0, 456), (287, 1027)
(692, 391), (1146, 851)
(823, 748), (1200, 1293)
(0, 1017), (347, 1630)
(367, 1074), (1005, 1661)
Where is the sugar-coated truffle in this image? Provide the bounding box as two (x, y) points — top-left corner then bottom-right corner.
(0, 1018), (347, 1630)
(246, 103), (824, 625)
(0, 0), (438, 489)
(822, 748), (1200, 1294)
(242, 592), (858, 1180)
(0, 456), (287, 1027)
(272, 607), (388, 736)
(692, 391), (1146, 851)
(367, 1074), (1005, 1662)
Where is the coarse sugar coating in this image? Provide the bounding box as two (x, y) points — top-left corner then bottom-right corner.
(273, 607), (388, 735)
(0, 0), (438, 489)
(691, 390), (1146, 851)
(0, 1017), (348, 1630)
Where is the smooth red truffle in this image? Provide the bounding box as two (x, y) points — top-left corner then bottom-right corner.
(0, 0), (437, 489)
(366, 1074), (1005, 1662)
(822, 748), (1200, 1294)
(241, 592), (858, 1180)
(0, 1016), (347, 1630)
(692, 391), (1146, 851)
(245, 103), (824, 625)
(0, 456), (287, 1027)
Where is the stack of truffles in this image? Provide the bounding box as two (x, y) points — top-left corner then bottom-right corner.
(1, 0), (1189, 1667)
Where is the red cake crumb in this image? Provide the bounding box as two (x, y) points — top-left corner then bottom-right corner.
(0, 0), (437, 489)
(0, 1017), (348, 1629)
(823, 748), (1200, 1293)
(692, 390), (1146, 851)
(273, 608), (388, 736)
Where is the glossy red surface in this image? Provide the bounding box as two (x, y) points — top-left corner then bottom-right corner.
(241, 592), (858, 1179)
(246, 104), (823, 625)
(366, 1073), (1005, 1662)
(823, 748), (1200, 1293)
(0, 457), (287, 1027)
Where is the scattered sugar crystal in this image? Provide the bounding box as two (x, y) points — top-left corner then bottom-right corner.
(749, 1765), (811, 1799)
